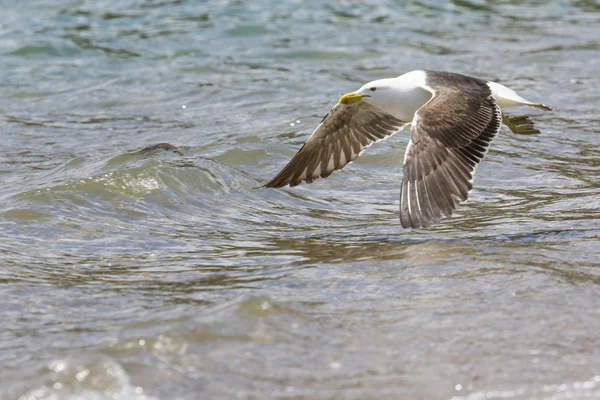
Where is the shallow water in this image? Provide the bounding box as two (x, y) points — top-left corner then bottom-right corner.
(1, 1), (600, 399)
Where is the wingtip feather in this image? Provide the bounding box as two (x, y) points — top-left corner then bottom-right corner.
(532, 103), (553, 112)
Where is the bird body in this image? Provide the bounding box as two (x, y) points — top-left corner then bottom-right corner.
(265, 70), (551, 228)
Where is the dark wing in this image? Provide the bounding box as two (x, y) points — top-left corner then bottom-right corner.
(265, 101), (408, 188)
(400, 74), (502, 228)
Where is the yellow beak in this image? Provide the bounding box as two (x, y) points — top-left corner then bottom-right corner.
(339, 92), (370, 105)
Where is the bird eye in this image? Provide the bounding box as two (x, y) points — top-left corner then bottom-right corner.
(369, 87), (377, 92)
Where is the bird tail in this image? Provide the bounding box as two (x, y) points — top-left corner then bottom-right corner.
(487, 81), (552, 112)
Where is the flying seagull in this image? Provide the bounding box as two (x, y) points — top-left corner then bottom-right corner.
(264, 70), (551, 228)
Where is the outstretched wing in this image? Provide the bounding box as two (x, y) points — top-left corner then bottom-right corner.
(265, 101), (408, 188)
(400, 72), (502, 228)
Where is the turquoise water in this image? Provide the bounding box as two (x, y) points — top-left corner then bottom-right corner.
(1, 1), (600, 399)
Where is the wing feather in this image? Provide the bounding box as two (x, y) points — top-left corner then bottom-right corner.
(265, 101), (408, 188)
(400, 71), (502, 228)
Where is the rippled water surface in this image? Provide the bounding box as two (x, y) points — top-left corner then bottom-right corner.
(1, 1), (600, 399)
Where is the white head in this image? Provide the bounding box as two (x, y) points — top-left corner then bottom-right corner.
(339, 78), (398, 108)
(338, 73), (432, 121)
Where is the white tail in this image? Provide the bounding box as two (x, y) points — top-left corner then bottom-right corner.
(487, 81), (552, 112)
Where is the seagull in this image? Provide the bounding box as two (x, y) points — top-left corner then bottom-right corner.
(264, 70), (552, 229)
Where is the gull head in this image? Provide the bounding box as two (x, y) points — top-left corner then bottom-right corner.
(339, 76), (431, 121)
(339, 78), (397, 107)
